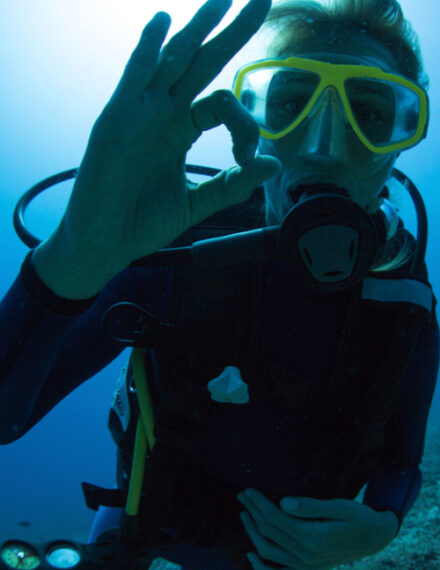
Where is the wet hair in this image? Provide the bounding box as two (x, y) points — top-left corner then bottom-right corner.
(261, 0), (429, 90)
(259, 0), (429, 272)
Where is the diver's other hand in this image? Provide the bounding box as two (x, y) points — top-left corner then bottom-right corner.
(57, 0), (278, 279)
(238, 489), (398, 569)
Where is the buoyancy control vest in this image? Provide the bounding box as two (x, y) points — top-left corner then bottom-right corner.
(81, 190), (437, 566)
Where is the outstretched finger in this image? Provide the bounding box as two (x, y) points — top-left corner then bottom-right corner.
(112, 12), (172, 100)
(150, 0), (233, 89)
(172, 0), (271, 100)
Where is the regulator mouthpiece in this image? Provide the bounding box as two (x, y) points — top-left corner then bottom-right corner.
(278, 184), (381, 293)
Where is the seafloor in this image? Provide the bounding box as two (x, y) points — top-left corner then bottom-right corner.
(336, 411), (440, 570)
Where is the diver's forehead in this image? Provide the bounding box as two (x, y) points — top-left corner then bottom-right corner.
(291, 52), (396, 72)
(279, 32), (400, 73)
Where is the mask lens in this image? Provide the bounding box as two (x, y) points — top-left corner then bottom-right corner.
(236, 63), (424, 150)
(345, 77), (420, 147)
(239, 68), (320, 133)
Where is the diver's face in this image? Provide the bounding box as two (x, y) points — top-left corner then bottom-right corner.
(261, 32), (402, 225)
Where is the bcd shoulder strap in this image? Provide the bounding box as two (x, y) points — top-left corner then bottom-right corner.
(300, 273), (435, 499)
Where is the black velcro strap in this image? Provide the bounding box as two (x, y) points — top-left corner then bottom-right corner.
(81, 482), (127, 511)
(153, 369), (217, 451)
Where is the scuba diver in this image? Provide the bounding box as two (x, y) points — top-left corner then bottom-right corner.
(0, 0), (439, 568)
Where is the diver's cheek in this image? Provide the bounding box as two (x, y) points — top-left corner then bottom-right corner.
(366, 152), (399, 189)
(367, 148), (399, 168)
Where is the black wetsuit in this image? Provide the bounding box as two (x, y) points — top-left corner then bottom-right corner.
(0, 240), (438, 568)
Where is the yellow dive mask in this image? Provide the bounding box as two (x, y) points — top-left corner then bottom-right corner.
(232, 57), (429, 154)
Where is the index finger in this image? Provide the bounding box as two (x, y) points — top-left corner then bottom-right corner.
(172, 0), (271, 99)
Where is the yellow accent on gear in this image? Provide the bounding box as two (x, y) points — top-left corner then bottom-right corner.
(125, 347), (156, 517)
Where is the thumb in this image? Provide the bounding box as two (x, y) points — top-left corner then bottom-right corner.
(280, 496), (361, 520)
(224, 154), (282, 200)
(188, 155), (281, 226)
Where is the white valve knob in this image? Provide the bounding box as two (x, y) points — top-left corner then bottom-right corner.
(207, 366), (250, 404)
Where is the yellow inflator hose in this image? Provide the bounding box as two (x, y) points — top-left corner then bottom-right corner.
(125, 347), (156, 516)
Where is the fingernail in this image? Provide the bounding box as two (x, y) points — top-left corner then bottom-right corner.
(282, 498), (299, 511)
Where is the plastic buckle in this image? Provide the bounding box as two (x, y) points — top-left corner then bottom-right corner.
(101, 302), (192, 355)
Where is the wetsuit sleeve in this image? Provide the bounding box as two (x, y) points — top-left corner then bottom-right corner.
(362, 301), (439, 532)
(0, 250), (171, 444)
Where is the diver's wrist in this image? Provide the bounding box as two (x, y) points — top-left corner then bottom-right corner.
(31, 231), (112, 301)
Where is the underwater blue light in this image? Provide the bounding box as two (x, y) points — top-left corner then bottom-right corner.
(45, 544), (81, 568)
(149, 557), (183, 569)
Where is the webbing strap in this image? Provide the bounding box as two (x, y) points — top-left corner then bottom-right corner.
(362, 276), (433, 312)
